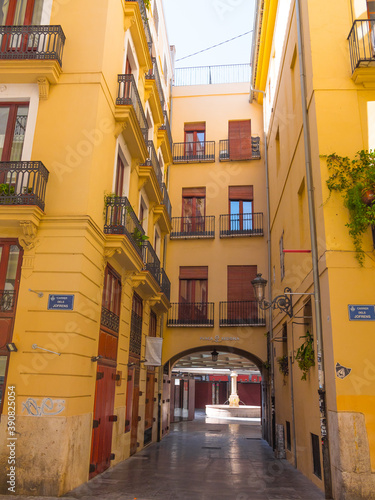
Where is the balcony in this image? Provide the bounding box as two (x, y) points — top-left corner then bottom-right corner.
(157, 111), (173, 164)
(140, 140), (163, 193)
(173, 141), (215, 163)
(0, 25), (65, 84)
(104, 196), (146, 258)
(153, 183), (172, 234)
(220, 213), (264, 238)
(219, 301), (266, 327)
(115, 74), (148, 161)
(162, 184), (172, 222)
(145, 56), (165, 124)
(348, 19), (375, 84)
(170, 216), (215, 239)
(142, 240), (161, 285)
(160, 268), (171, 301)
(0, 161), (49, 211)
(219, 137), (261, 161)
(167, 302), (214, 327)
(124, 0), (152, 68)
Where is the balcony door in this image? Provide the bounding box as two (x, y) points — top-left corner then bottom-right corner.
(182, 187), (205, 234)
(227, 265), (257, 323)
(0, 0), (43, 26)
(229, 186), (253, 233)
(179, 266), (208, 323)
(0, 103), (28, 163)
(184, 123), (205, 158)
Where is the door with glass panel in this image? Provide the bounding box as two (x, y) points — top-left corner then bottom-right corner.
(0, 103), (28, 162)
(182, 195), (205, 234)
(0, 0), (44, 52)
(0, 241), (23, 414)
(179, 267), (208, 324)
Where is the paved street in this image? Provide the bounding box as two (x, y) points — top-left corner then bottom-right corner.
(1, 412), (324, 500)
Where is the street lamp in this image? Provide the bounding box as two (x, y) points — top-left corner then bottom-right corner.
(251, 273), (293, 318)
(211, 349), (219, 362)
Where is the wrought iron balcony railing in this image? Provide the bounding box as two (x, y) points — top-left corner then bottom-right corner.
(104, 196), (145, 257)
(142, 240), (161, 284)
(146, 56), (165, 110)
(219, 137), (261, 161)
(0, 161), (49, 211)
(159, 110), (173, 148)
(167, 302), (214, 327)
(141, 140), (163, 190)
(0, 290), (15, 312)
(160, 268), (171, 301)
(0, 25), (66, 66)
(127, 0), (153, 56)
(174, 63), (251, 86)
(170, 216), (215, 239)
(162, 183), (172, 221)
(116, 74), (148, 140)
(173, 141), (215, 163)
(348, 19), (375, 72)
(220, 213), (264, 237)
(219, 301), (266, 327)
(101, 306), (120, 333)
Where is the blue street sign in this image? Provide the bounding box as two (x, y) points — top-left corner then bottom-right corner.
(348, 305), (375, 321)
(48, 294), (75, 311)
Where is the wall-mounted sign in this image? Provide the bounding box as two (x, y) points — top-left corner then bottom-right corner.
(200, 336), (240, 343)
(348, 305), (375, 321)
(48, 294), (75, 311)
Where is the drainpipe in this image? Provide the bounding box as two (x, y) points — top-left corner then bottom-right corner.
(295, 1), (332, 497)
(250, 86), (273, 447)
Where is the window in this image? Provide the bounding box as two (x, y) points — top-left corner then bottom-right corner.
(114, 154), (125, 197)
(311, 433), (322, 479)
(229, 186), (253, 232)
(179, 266), (208, 322)
(163, 54), (168, 84)
(367, 1), (375, 19)
(0, 103), (28, 162)
(184, 123), (205, 158)
(149, 310), (157, 337)
(0, 0), (43, 26)
(182, 187), (205, 233)
(101, 266), (121, 325)
(228, 120), (252, 160)
(99, 266), (121, 362)
(130, 293), (143, 357)
(154, 228), (160, 258)
(139, 196), (148, 231)
(153, 0), (159, 35)
(286, 421), (291, 451)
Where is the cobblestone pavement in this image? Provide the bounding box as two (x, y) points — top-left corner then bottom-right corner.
(1, 412), (325, 500)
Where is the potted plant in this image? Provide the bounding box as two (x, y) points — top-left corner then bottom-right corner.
(295, 331), (315, 381)
(277, 355), (289, 384)
(0, 183), (15, 204)
(325, 150), (375, 265)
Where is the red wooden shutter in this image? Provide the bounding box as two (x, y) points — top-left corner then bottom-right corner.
(228, 120), (252, 160)
(228, 186), (253, 200)
(182, 187), (206, 198)
(179, 266), (208, 279)
(184, 122), (205, 132)
(227, 266), (257, 301)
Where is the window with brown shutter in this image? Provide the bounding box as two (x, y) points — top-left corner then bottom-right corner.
(227, 266), (257, 302)
(184, 123), (205, 157)
(182, 188), (206, 233)
(228, 120), (252, 160)
(179, 267), (208, 322)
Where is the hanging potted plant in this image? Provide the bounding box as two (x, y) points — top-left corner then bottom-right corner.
(325, 150), (375, 265)
(277, 355), (289, 384)
(295, 331), (315, 381)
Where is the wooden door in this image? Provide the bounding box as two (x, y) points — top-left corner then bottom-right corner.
(90, 364), (116, 478)
(130, 365), (140, 455)
(188, 378), (195, 421)
(162, 374), (170, 436)
(144, 371), (155, 444)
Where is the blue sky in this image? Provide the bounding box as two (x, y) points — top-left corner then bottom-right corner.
(163, 0), (255, 68)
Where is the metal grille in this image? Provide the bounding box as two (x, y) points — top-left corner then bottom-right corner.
(348, 19), (375, 72)
(0, 25), (66, 66)
(130, 310), (142, 356)
(173, 141), (215, 163)
(170, 216), (215, 239)
(160, 268), (170, 301)
(0, 290), (15, 312)
(167, 302), (214, 327)
(159, 111), (173, 149)
(219, 137), (261, 161)
(141, 140), (163, 190)
(142, 241), (161, 285)
(220, 213), (263, 237)
(162, 183), (172, 221)
(116, 74), (148, 140)
(174, 63), (251, 86)
(145, 57), (165, 110)
(101, 306), (119, 333)
(219, 301), (266, 327)
(0, 161), (49, 211)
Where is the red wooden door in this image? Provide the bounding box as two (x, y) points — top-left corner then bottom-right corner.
(130, 365), (140, 455)
(1, 0), (40, 53)
(90, 364), (116, 478)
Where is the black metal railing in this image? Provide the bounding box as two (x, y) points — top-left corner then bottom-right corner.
(219, 301), (266, 326)
(167, 302), (214, 327)
(173, 141), (215, 162)
(0, 290), (15, 312)
(174, 63), (251, 86)
(104, 196), (145, 257)
(101, 306), (120, 333)
(141, 140), (163, 190)
(348, 19), (375, 72)
(142, 240), (161, 284)
(116, 74), (148, 140)
(128, 0), (153, 56)
(160, 268), (171, 301)
(162, 183), (172, 221)
(0, 25), (65, 66)
(130, 310), (142, 356)
(146, 56), (165, 110)
(0, 161), (49, 211)
(220, 213), (263, 237)
(159, 110), (173, 148)
(170, 216), (215, 239)
(219, 137), (261, 161)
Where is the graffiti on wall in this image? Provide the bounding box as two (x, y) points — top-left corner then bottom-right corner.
(22, 397), (66, 417)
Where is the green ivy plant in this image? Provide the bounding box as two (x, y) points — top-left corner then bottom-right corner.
(0, 183), (15, 196)
(295, 331), (315, 381)
(277, 355), (289, 385)
(144, 0), (151, 9)
(325, 150), (375, 265)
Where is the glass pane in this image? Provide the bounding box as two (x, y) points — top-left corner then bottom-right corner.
(13, 0), (27, 25)
(196, 132), (205, 154)
(0, 0), (10, 26)
(195, 279), (207, 303)
(5, 245), (20, 290)
(230, 201), (240, 231)
(185, 132), (194, 143)
(243, 201), (253, 230)
(31, 0), (43, 24)
(0, 356), (8, 408)
(0, 106), (10, 160)
(195, 197), (205, 217)
(10, 106), (28, 161)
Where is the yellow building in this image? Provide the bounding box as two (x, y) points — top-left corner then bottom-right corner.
(251, 0), (375, 497)
(0, 0), (173, 495)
